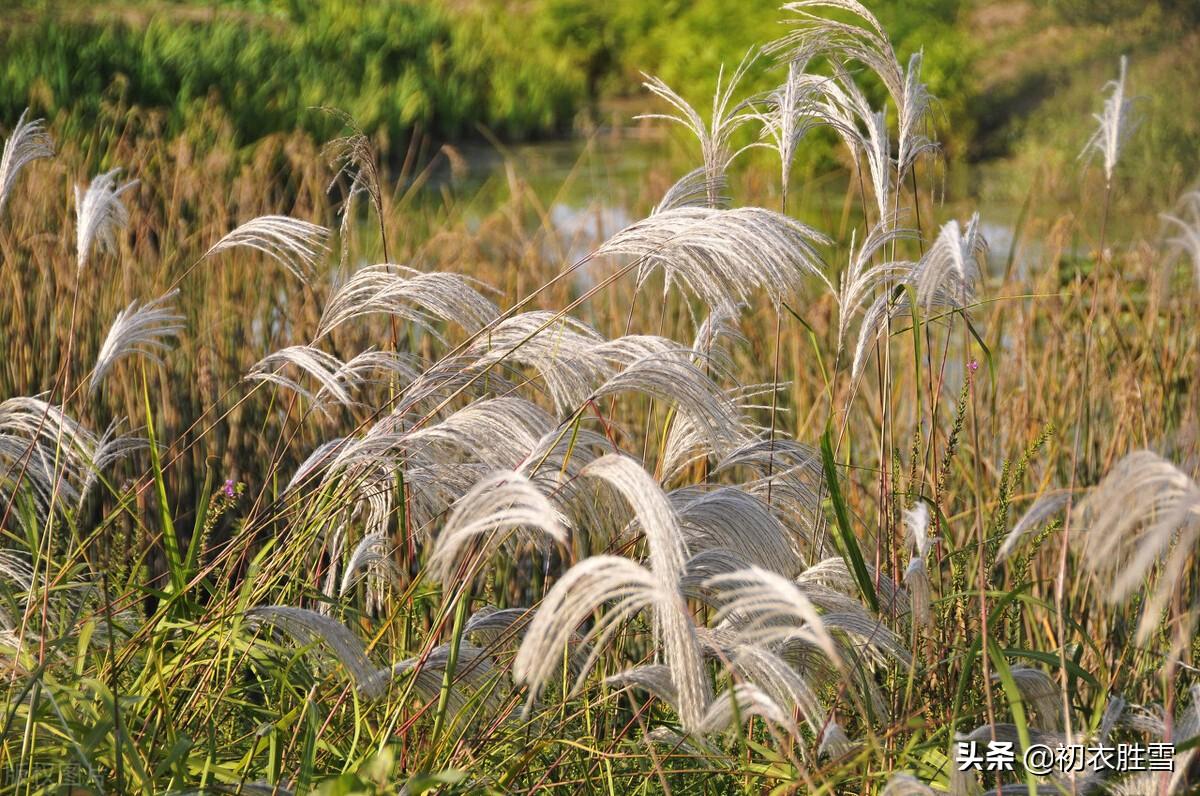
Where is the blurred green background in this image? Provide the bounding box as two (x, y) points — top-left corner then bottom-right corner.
(2, 0), (1199, 198)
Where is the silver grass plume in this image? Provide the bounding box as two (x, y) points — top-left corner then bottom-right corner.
(317, 264), (498, 340)
(754, 58), (819, 199)
(322, 111), (384, 247)
(817, 720), (855, 759)
(91, 289), (184, 394)
(835, 220), (916, 359)
(1162, 189), (1200, 288)
(359, 643), (504, 719)
(246, 345), (366, 410)
(338, 531), (402, 615)
(851, 213), (986, 381)
(464, 311), (607, 413)
(715, 439), (827, 556)
(590, 353), (746, 460)
(705, 565), (841, 666)
(770, 1), (936, 184)
(990, 666), (1061, 731)
(606, 666), (799, 739)
(1080, 55), (1138, 187)
(75, 169), (137, 271)
(513, 455), (712, 731)
(672, 486), (800, 576)
(203, 215), (329, 283)
(0, 109), (54, 218)
(596, 206), (831, 316)
(653, 166), (728, 214)
(245, 606), (379, 694)
(640, 52), (755, 207)
(994, 491), (1070, 564)
(1072, 450), (1199, 643)
(0, 397), (143, 517)
(902, 502), (936, 628)
(913, 213), (987, 308)
(427, 469), (566, 585)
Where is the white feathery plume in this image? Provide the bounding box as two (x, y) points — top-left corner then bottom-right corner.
(0, 397), (143, 517)
(317, 264), (498, 339)
(653, 166), (727, 214)
(75, 168), (137, 271)
(902, 502), (935, 628)
(0, 109), (54, 218)
(427, 469), (566, 585)
(705, 565), (841, 665)
(1161, 189), (1200, 287)
(796, 557), (906, 615)
(698, 626), (826, 731)
(640, 52), (756, 207)
(359, 643), (504, 717)
(597, 206), (831, 315)
(284, 437), (348, 493)
(606, 666), (799, 739)
(835, 221), (916, 359)
(994, 491), (1070, 564)
(754, 58), (819, 199)
(691, 306), (746, 374)
(246, 345), (359, 409)
(991, 666), (1061, 731)
(91, 290), (184, 394)
(672, 486), (800, 576)
(1072, 450), (1199, 642)
(912, 213), (987, 308)
(903, 502), (934, 559)
(817, 720), (854, 759)
(769, 1), (936, 185)
(590, 353), (745, 460)
(697, 683), (799, 738)
(464, 311), (608, 413)
(1080, 55), (1137, 186)
(245, 606), (378, 692)
(203, 215), (329, 282)
(514, 455), (712, 731)
(851, 213), (986, 381)
(715, 439), (826, 555)
(338, 531), (402, 615)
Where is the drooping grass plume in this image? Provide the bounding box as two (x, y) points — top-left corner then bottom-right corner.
(90, 289), (185, 394)
(427, 469), (566, 584)
(245, 345), (359, 409)
(202, 214), (329, 282)
(902, 502), (935, 628)
(317, 264), (498, 340)
(1072, 450), (1200, 643)
(0, 109), (53, 218)
(995, 491), (1071, 565)
(1162, 189), (1200, 287)
(597, 205), (831, 315)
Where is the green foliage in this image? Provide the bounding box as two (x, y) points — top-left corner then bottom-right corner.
(0, 0), (975, 152)
(0, 1), (584, 146)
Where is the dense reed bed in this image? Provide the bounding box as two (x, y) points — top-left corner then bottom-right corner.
(1, 3), (1198, 794)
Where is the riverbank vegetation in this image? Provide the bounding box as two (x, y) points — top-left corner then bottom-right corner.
(1, 1), (1198, 794)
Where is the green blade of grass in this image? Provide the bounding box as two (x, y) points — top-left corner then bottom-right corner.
(820, 425), (877, 612)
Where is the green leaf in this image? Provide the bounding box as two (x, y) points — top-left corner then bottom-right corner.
(820, 426), (877, 612)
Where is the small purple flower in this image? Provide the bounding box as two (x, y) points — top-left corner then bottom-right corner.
(223, 479), (236, 498)
(967, 359), (979, 374)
